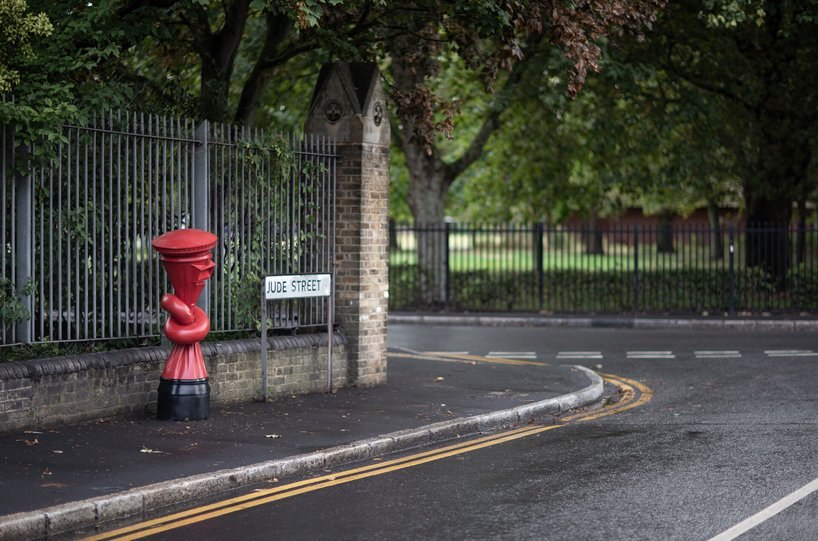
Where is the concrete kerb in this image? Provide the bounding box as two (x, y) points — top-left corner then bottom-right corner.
(0, 366), (603, 541)
(389, 313), (818, 332)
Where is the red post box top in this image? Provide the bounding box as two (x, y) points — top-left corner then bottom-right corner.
(152, 229), (217, 255)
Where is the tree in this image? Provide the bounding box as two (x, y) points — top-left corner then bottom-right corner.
(388, 0), (666, 227)
(629, 0), (818, 281)
(384, 0), (665, 306)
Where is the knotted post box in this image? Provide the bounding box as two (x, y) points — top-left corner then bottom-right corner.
(152, 229), (217, 420)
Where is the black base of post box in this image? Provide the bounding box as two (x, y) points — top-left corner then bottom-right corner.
(157, 378), (210, 421)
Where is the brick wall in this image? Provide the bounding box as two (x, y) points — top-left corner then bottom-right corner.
(0, 334), (347, 432)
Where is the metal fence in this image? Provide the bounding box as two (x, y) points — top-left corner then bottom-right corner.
(2, 108), (336, 346)
(389, 222), (818, 315)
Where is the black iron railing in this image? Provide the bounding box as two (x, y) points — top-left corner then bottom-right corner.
(2, 106), (336, 346)
(389, 223), (818, 315)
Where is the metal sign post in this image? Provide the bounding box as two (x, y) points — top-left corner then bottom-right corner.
(260, 273), (334, 401)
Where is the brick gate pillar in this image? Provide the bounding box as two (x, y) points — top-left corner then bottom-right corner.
(305, 62), (390, 386)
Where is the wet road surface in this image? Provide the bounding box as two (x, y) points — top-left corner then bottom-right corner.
(82, 325), (818, 540)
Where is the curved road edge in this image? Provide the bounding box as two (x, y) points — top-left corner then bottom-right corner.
(0, 367), (603, 541)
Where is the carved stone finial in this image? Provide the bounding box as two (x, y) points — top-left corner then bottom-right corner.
(305, 62), (390, 145)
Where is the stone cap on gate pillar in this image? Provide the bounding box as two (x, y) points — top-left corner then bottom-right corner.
(305, 61), (390, 146)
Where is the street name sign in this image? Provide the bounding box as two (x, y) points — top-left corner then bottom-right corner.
(264, 274), (332, 300)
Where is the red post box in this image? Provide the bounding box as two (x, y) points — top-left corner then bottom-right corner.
(152, 228), (217, 421)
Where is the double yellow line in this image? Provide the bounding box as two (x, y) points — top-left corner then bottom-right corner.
(85, 372), (650, 541)
(389, 351), (547, 367)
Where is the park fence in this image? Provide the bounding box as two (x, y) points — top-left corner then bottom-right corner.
(389, 222), (818, 315)
(2, 104), (336, 347)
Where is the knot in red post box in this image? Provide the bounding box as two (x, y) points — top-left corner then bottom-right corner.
(152, 228), (217, 421)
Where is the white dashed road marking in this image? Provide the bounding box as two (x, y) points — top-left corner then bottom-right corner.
(557, 351), (603, 360)
(487, 351), (537, 359)
(627, 351), (676, 359)
(764, 350), (818, 357)
(695, 351), (742, 359)
(404, 349), (818, 361)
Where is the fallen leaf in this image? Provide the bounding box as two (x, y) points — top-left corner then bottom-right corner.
(435, 377), (444, 382)
(21, 438), (39, 446)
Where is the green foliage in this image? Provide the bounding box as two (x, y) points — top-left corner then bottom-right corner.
(0, 0), (142, 150)
(389, 265), (813, 313)
(786, 264), (818, 308)
(214, 133), (327, 332)
(0, 337), (160, 363)
(218, 136), (289, 331)
(700, 0), (767, 28)
(0, 277), (34, 326)
(0, 0), (52, 92)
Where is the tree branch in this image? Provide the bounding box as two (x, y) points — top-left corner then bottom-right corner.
(660, 57), (756, 113)
(443, 57), (530, 184)
(234, 13), (295, 124)
(211, 0), (250, 68)
(116, 0), (180, 18)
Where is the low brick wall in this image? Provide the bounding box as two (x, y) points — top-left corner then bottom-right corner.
(0, 333), (347, 432)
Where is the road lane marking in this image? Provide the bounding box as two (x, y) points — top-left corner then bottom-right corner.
(557, 352), (603, 360)
(390, 351), (546, 367)
(487, 351), (537, 359)
(87, 373), (651, 541)
(764, 350), (818, 357)
(707, 477), (818, 541)
(84, 425), (558, 541)
(627, 351), (675, 359)
(695, 351), (741, 359)
(563, 373), (652, 423)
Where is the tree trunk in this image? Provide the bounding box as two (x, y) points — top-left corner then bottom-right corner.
(234, 13), (294, 125)
(583, 213), (604, 255)
(199, 63), (232, 122)
(388, 218), (398, 251)
(742, 103), (801, 287)
(707, 201), (723, 261)
(404, 141), (448, 307)
(196, 0), (250, 122)
(656, 209), (675, 254)
(796, 198), (807, 266)
(744, 189), (791, 287)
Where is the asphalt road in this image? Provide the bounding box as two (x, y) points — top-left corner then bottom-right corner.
(96, 324), (818, 540)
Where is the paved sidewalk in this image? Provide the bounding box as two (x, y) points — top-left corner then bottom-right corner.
(389, 312), (818, 331)
(0, 349), (603, 540)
